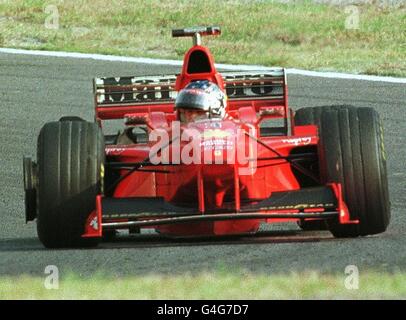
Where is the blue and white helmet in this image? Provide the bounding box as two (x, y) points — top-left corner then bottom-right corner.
(175, 80), (227, 118)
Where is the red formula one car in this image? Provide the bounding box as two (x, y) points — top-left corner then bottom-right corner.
(23, 27), (390, 248)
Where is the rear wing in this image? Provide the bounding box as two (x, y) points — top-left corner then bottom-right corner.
(94, 68), (287, 120)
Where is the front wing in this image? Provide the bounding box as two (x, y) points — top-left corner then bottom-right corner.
(82, 184), (358, 237)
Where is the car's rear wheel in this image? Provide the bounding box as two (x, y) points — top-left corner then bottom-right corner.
(36, 120), (104, 248)
(295, 105), (390, 237)
(59, 116), (85, 122)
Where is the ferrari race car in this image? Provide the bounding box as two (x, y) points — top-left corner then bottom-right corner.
(23, 26), (390, 248)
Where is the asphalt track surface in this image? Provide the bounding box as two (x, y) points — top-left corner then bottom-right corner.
(0, 52), (405, 277)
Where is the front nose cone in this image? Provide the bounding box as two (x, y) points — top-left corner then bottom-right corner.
(199, 142), (236, 168)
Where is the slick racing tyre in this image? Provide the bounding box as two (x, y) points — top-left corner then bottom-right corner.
(295, 105), (390, 237)
(36, 120), (105, 248)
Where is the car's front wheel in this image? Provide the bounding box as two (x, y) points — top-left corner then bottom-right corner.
(296, 105), (390, 237)
(36, 120), (104, 248)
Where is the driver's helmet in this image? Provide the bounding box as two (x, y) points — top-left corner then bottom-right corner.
(175, 80), (227, 123)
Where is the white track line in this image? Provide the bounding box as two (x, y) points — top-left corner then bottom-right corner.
(1, 47), (405, 84)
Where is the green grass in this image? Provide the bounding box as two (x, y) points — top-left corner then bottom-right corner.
(0, 0), (405, 76)
(2, 270), (406, 299)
